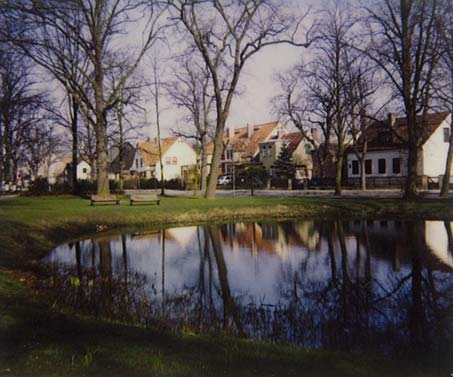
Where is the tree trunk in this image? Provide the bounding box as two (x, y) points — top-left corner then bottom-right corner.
(0, 116), (3, 190)
(440, 115), (453, 197)
(205, 116), (226, 199)
(200, 141), (208, 192)
(153, 66), (165, 196)
(95, 119), (110, 196)
(360, 158), (366, 191)
(119, 146), (124, 192)
(3, 116), (12, 184)
(71, 98), (79, 195)
(405, 137), (418, 200)
(335, 147), (344, 196)
(118, 111), (124, 192)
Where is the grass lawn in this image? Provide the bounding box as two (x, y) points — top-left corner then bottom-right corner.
(1, 194), (452, 376)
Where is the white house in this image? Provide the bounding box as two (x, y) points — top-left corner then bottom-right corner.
(130, 136), (197, 180)
(346, 112), (452, 187)
(38, 156), (92, 184)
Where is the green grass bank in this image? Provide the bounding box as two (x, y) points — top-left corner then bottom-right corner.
(1, 195), (452, 376)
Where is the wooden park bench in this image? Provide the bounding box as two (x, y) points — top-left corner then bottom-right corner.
(90, 194), (120, 206)
(129, 194), (160, 206)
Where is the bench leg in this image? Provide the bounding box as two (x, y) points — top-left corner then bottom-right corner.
(90, 201), (94, 206)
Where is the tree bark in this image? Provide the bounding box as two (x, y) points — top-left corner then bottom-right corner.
(200, 135), (208, 192)
(360, 158), (366, 191)
(405, 125), (419, 200)
(71, 98), (79, 194)
(205, 116), (226, 198)
(335, 145), (344, 196)
(440, 116), (453, 198)
(95, 118), (110, 196)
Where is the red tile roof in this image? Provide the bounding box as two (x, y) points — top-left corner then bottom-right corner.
(282, 132), (304, 155)
(206, 121), (281, 159)
(349, 112), (450, 152)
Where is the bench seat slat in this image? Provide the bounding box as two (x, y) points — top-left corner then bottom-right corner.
(129, 194), (160, 205)
(90, 195), (120, 206)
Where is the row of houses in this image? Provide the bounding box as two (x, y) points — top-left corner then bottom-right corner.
(41, 111), (452, 188)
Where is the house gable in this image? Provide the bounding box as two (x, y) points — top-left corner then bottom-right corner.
(422, 114), (452, 177)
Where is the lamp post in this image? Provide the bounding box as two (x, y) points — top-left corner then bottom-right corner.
(232, 151), (235, 195)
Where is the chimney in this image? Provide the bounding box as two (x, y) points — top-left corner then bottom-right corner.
(247, 123), (254, 139)
(388, 112), (396, 128)
(311, 128), (319, 144)
(228, 125), (234, 139)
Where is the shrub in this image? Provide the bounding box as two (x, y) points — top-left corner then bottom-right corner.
(27, 177), (50, 196)
(238, 166), (269, 189)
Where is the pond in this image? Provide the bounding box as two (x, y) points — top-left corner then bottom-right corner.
(42, 219), (453, 359)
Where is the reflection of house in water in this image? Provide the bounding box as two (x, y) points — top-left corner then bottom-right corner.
(220, 223), (271, 256)
(348, 220), (453, 271)
(425, 221), (453, 269)
(165, 226), (198, 249)
(218, 221), (322, 258)
(131, 227), (198, 250)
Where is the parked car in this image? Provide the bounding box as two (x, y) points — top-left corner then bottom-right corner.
(217, 175), (232, 185)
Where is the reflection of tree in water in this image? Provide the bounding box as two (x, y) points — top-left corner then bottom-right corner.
(42, 238), (154, 325)
(42, 221), (452, 361)
(266, 221), (452, 360)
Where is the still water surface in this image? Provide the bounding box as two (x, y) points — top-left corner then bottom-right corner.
(43, 220), (453, 358)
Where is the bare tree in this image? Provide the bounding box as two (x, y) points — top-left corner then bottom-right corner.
(280, 2), (357, 195)
(168, 0), (314, 198)
(346, 58), (380, 191)
(150, 57), (166, 196)
(167, 57), (215, 192)
(0, 45), (50, 188)
(107, 66), (147, 191)
(23, 121), (61, 182)
(3, 0), (165, 195)
(364, 0), (443, 199)
(274, 65), (318, 147)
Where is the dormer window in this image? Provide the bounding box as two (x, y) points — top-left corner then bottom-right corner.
(444, 127), (450, 143)
(378, 132), (392, 144)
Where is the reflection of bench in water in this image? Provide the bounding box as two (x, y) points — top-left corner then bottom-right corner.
(90, 194), (120, 206)
(129, 194), (160, 206)
(131, 230), (160, 240)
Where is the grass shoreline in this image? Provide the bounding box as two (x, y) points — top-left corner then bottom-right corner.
(1, 195), (452, 376)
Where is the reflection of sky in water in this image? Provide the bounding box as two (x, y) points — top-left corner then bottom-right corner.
(44, 221), (453, 307)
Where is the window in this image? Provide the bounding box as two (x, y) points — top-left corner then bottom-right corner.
(172, 157), (177, 165)
(225, 148), (233, 160)
(444, 127), (450, 143)
(136, 158), (139, 168)
(378, 132), (392, 144)
(392, 158), (401, 174)
(82, 168), (87, 174)
(165, 156), (171, 165)
(352, 160), (359, 175)
(365, 159), (372, 175)
(140, 158), (143, 168)
(378, 159), (386, 174)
